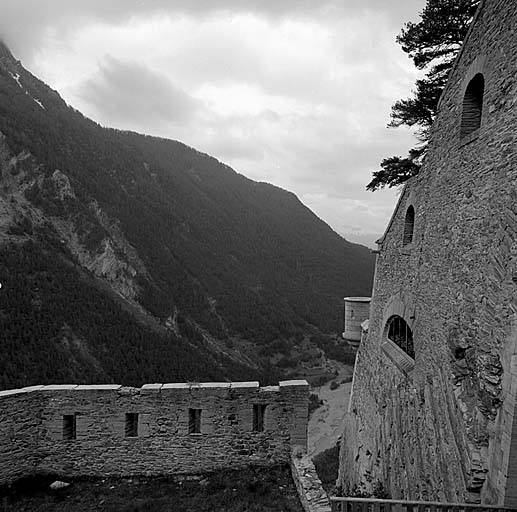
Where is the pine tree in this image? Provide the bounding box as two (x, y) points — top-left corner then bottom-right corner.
(367, 0), (480, 191)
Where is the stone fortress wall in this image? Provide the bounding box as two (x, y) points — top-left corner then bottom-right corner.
(0, 380), (308, 486)
(339, 0), (517, 506)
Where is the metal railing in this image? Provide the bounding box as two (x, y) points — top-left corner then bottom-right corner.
(330, 497), (516, 512)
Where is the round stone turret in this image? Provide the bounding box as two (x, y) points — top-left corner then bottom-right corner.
(342, 297), (371, 351)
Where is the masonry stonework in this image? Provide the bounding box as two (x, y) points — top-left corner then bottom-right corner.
(0, 380), (308, 485)
(342, 297), (371, 351)
(339, 0), (517, 506)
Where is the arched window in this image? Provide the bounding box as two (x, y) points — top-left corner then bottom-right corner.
(461, 73), (484, 137)
(403, 206), (415, 246)
(386, 315), (414, 359)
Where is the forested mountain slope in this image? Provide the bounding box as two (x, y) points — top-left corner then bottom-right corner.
(0, 42), (375, 389)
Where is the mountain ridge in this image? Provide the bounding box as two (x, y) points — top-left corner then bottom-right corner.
(0, 43), (375, 389)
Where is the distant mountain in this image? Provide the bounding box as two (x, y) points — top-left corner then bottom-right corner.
(0, 42), (375, 389)
(340, 232), (381, 250)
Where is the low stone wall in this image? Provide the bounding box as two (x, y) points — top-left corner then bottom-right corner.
(0, 386), (43, 485)
(291, 449), (331, 512)
(0, 380), (308, 485)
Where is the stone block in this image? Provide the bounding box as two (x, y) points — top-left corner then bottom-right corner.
(279, 380), (309, 389)
(75, 384), (121, 391)
(40, 385), (78, 391)
(189, 382), (230, 398)
(21, 385), (45, 393)
(230, 381), (259, 389)
(0, 389), (26, 398)
(140, 384), (163, 394)
(192, 382), (231, 389)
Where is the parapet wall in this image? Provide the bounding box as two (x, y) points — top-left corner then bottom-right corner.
(0, 380), (309, 485)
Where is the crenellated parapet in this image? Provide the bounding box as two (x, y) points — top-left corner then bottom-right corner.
(0, 380), (309, 485)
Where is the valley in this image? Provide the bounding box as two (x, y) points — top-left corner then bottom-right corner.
(0, 41), (374, 389)
(308, 365), (353, 458)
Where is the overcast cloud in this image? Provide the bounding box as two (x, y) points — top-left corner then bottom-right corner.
(0, 0), (425, 247)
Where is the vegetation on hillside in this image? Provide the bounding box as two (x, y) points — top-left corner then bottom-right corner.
(0, 42), (375, 388)
(367, 0), (480, 191)
(313, 444), (340, 493)
(0, 240), (273, 389)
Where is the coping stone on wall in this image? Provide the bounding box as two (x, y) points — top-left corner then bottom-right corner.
(190, 382), (231, 397)
(161, 383), (191, 389)
(0, 385), (45, 398)
(74, 384), (122, 391)
(230, 381), (260, 389)
(40, 385), (78, 391)
(160, 383), (191, 397)
(141, 384), (163, 394)
(260, 386), (280, 392)
(280, 380), (310, 390)
(22, 385), (45, 393)
(191, 382), (231, 389)
(0, 388), (27, 398)
(0, 382), (308, 399)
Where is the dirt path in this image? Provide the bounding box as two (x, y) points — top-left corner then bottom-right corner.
(308, 367), (353, 457)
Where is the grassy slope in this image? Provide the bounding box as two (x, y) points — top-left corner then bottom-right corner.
(0, 466), (302, 512)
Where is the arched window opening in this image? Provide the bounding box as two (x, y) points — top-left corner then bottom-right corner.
(461, 73), (484, 137)
(387, 315), (414, 359)
(403, 206), (415, 246)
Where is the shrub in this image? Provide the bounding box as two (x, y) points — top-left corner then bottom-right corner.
(308, 393), (324, 416)
(345, 480), (391, 499)
(312, 443), (340, 492)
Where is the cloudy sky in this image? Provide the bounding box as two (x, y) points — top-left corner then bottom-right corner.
(0, 0), (425, 247)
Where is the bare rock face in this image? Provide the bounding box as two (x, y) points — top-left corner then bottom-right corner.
(51, 170), (75, 200)
(0, 134), (144, 303)
(84, 238), (138, 299)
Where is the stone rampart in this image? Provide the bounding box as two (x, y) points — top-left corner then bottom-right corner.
(291, 449), (332, 512)
(339, 0), (517, 506)
(0, 380), (308, 485)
